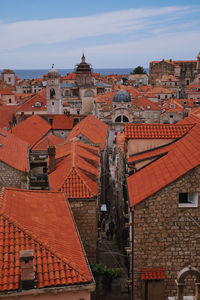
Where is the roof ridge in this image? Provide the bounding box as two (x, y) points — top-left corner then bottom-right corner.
(0, 206), (90, 281)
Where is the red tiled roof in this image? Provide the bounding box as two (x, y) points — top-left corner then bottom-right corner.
(0, 188), (92, 292)
(124, 124), (193, 139)
(52, 115), (74, 130)
(141, 268), (165, 280)
(0, 89), (15, 95)
(148, 86), (174, 94)
(128, 142), (172, 164)
(49, 140), (100, 198)
(61, 73), (77, 80)
(127, 123), (200, 206)
(55, 139), (100, 162)
(12, 115), (51, 149)
(178, 114), (200, 124)
(0, 106), (18, 129)
(32, 134), (63, 151)
(0, 128), (29, 172)
(67, 114), (108, 150)
(16, 89), (46, 112)
(134, 97), (160, 111)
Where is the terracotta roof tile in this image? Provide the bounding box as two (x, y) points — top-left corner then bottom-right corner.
(127, 123), (200, 206)
(12, 115), (51, 149)
(0, 106), (18, 129)
(49, 140), (100, 198)
(67, 114), (108, 150)
(178, 114), (200, 125)
(0, 128), (29, 172)
(124, 124), (193, 139)
(16, 89), (46, 112)
(32, 134), (63, 151)
(0, 89), (15, 96)
(0, 188), (93, 292)
(52, 115), (74, 130)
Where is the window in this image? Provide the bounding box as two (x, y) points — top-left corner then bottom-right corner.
(179, 192), (198, 207)
(9, 98), (12, 103)
(35, 102), (41, 107)
(52, 102), (54, 106)
(77, 110), (80, 115)
(50, 88), (55, 99)
(84, 90), (94, 97)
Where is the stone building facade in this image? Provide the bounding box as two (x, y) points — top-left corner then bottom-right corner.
(149, 52), (200, 88)
(69, 199), (98, 263)
(131, 165), (200, 300)
(0, 161), (29, 191)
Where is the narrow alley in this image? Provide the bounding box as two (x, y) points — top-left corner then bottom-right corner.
(95, 152), (129, 300)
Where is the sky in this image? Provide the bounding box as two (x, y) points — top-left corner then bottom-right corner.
(0, 0), (200, 69)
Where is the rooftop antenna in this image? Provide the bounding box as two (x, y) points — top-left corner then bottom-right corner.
(52, 64), (54, 69)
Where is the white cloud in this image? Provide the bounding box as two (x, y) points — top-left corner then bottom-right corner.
(0, 6), (191, 51)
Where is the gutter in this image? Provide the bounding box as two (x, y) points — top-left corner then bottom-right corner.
(0, 282), (96, 298)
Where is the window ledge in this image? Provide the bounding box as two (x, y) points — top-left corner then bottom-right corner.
(178, 204), (198, 208)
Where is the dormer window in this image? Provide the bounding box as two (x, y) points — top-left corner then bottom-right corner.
(35, 102), (41, 107)
(147, 105), (151, 110)
(170, 104), (176, 108)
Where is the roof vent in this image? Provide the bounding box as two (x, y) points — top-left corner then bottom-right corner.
(20, 250), (36, 290)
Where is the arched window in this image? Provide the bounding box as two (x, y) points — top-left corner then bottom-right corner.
(115, 116), (121, 122)
(123, 116), (129, 122)
(50, 88), (55, 99)
(84, 90), (94, 97)
(65, 90), (71, 97)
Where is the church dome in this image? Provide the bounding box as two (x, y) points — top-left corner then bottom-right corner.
(48, 65), (60, 78)
(112, 90), (131, 103)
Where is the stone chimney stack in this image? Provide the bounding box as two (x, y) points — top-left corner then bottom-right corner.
(20, 249), (35, 289)
(48, 146), (56, 173)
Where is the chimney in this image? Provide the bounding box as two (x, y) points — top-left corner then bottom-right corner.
(48, 146), (56, 173)
(20, 249), (35, 290)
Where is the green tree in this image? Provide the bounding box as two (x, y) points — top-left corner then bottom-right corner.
(130, 66), (146, 75)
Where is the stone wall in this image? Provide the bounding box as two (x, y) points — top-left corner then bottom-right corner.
(133, 165), (200, 300)
(149, 60), (197, 85)
(69, 199), (98, 263)
(0, 161), (29, 191)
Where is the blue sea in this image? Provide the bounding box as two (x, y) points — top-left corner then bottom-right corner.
(5, 68), (134, 80)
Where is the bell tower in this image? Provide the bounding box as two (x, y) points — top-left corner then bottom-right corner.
(75, 53), (93, 86)
(46, 65), (62, 114)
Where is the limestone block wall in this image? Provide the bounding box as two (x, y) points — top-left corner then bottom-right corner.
(69, 199), (98, 263)
(133, 165), (200, 300)
(0, 161), (29, 191)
